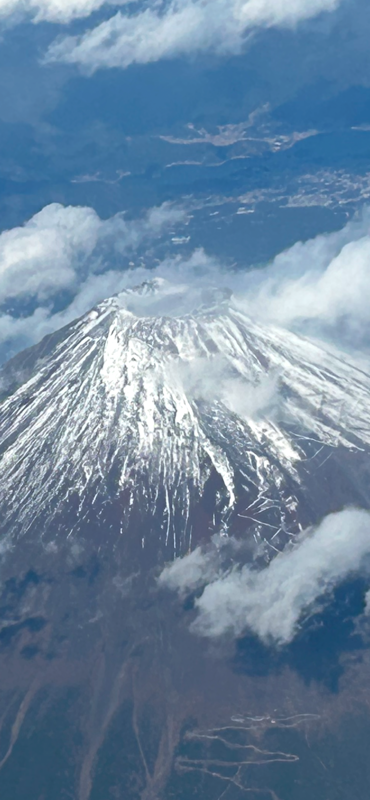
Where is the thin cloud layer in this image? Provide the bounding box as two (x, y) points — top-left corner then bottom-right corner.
(45, 0), (342, 72)
(173, 357), (279, 420)
(0, 0), (130, 24)
(160, 509), (370, 645)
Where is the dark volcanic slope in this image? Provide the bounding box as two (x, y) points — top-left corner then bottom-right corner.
(1, 282), (370, 799)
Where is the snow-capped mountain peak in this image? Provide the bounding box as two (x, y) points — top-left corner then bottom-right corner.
(1, 280), (370, 565)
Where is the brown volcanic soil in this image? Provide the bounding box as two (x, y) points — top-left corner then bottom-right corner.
(0, 553), (368, 800)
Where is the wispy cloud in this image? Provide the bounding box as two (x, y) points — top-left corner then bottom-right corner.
(0, 0), (132, 24)
(160, 509), (370, 645)
(172, 356), (280, 420)
(45, 0), (342, 72)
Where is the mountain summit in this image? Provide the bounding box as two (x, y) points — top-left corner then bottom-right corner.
(1, 279), (370, 573)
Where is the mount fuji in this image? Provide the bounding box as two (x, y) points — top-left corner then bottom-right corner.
(1, 279), (370, 800)
(1, 278), (370, 567)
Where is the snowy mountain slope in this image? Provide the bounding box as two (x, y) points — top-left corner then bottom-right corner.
(1, 278), (370, 565)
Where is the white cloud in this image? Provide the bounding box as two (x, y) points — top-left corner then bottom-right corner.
(234, 207), (370, 347)
(45, 0), (342, 72)
(0, 201), (186, 354)
(0, 269), (131, 347)
(4, 200), (370, 359)
(172, 356), (279, 419)
(159, 542), (222, 596)
(0, 203), (101, 304)
(159, 534), (244, 594)
(161, 508), (370, 645)
(0, 0), (131, 24)
(120, 206), (370, 352)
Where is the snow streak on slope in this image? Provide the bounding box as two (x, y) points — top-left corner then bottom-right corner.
(1, 279), (370, 561)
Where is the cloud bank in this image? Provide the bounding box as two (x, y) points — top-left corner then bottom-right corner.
(236, 206), (370, 348)
(45, 0), (342, 72)
(3, 200), (370, 359)
(0, 201), (186, 357)
(118, 204), (370, 354)
(0, 0), (131, 24)
(160, 509), (370, 645)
